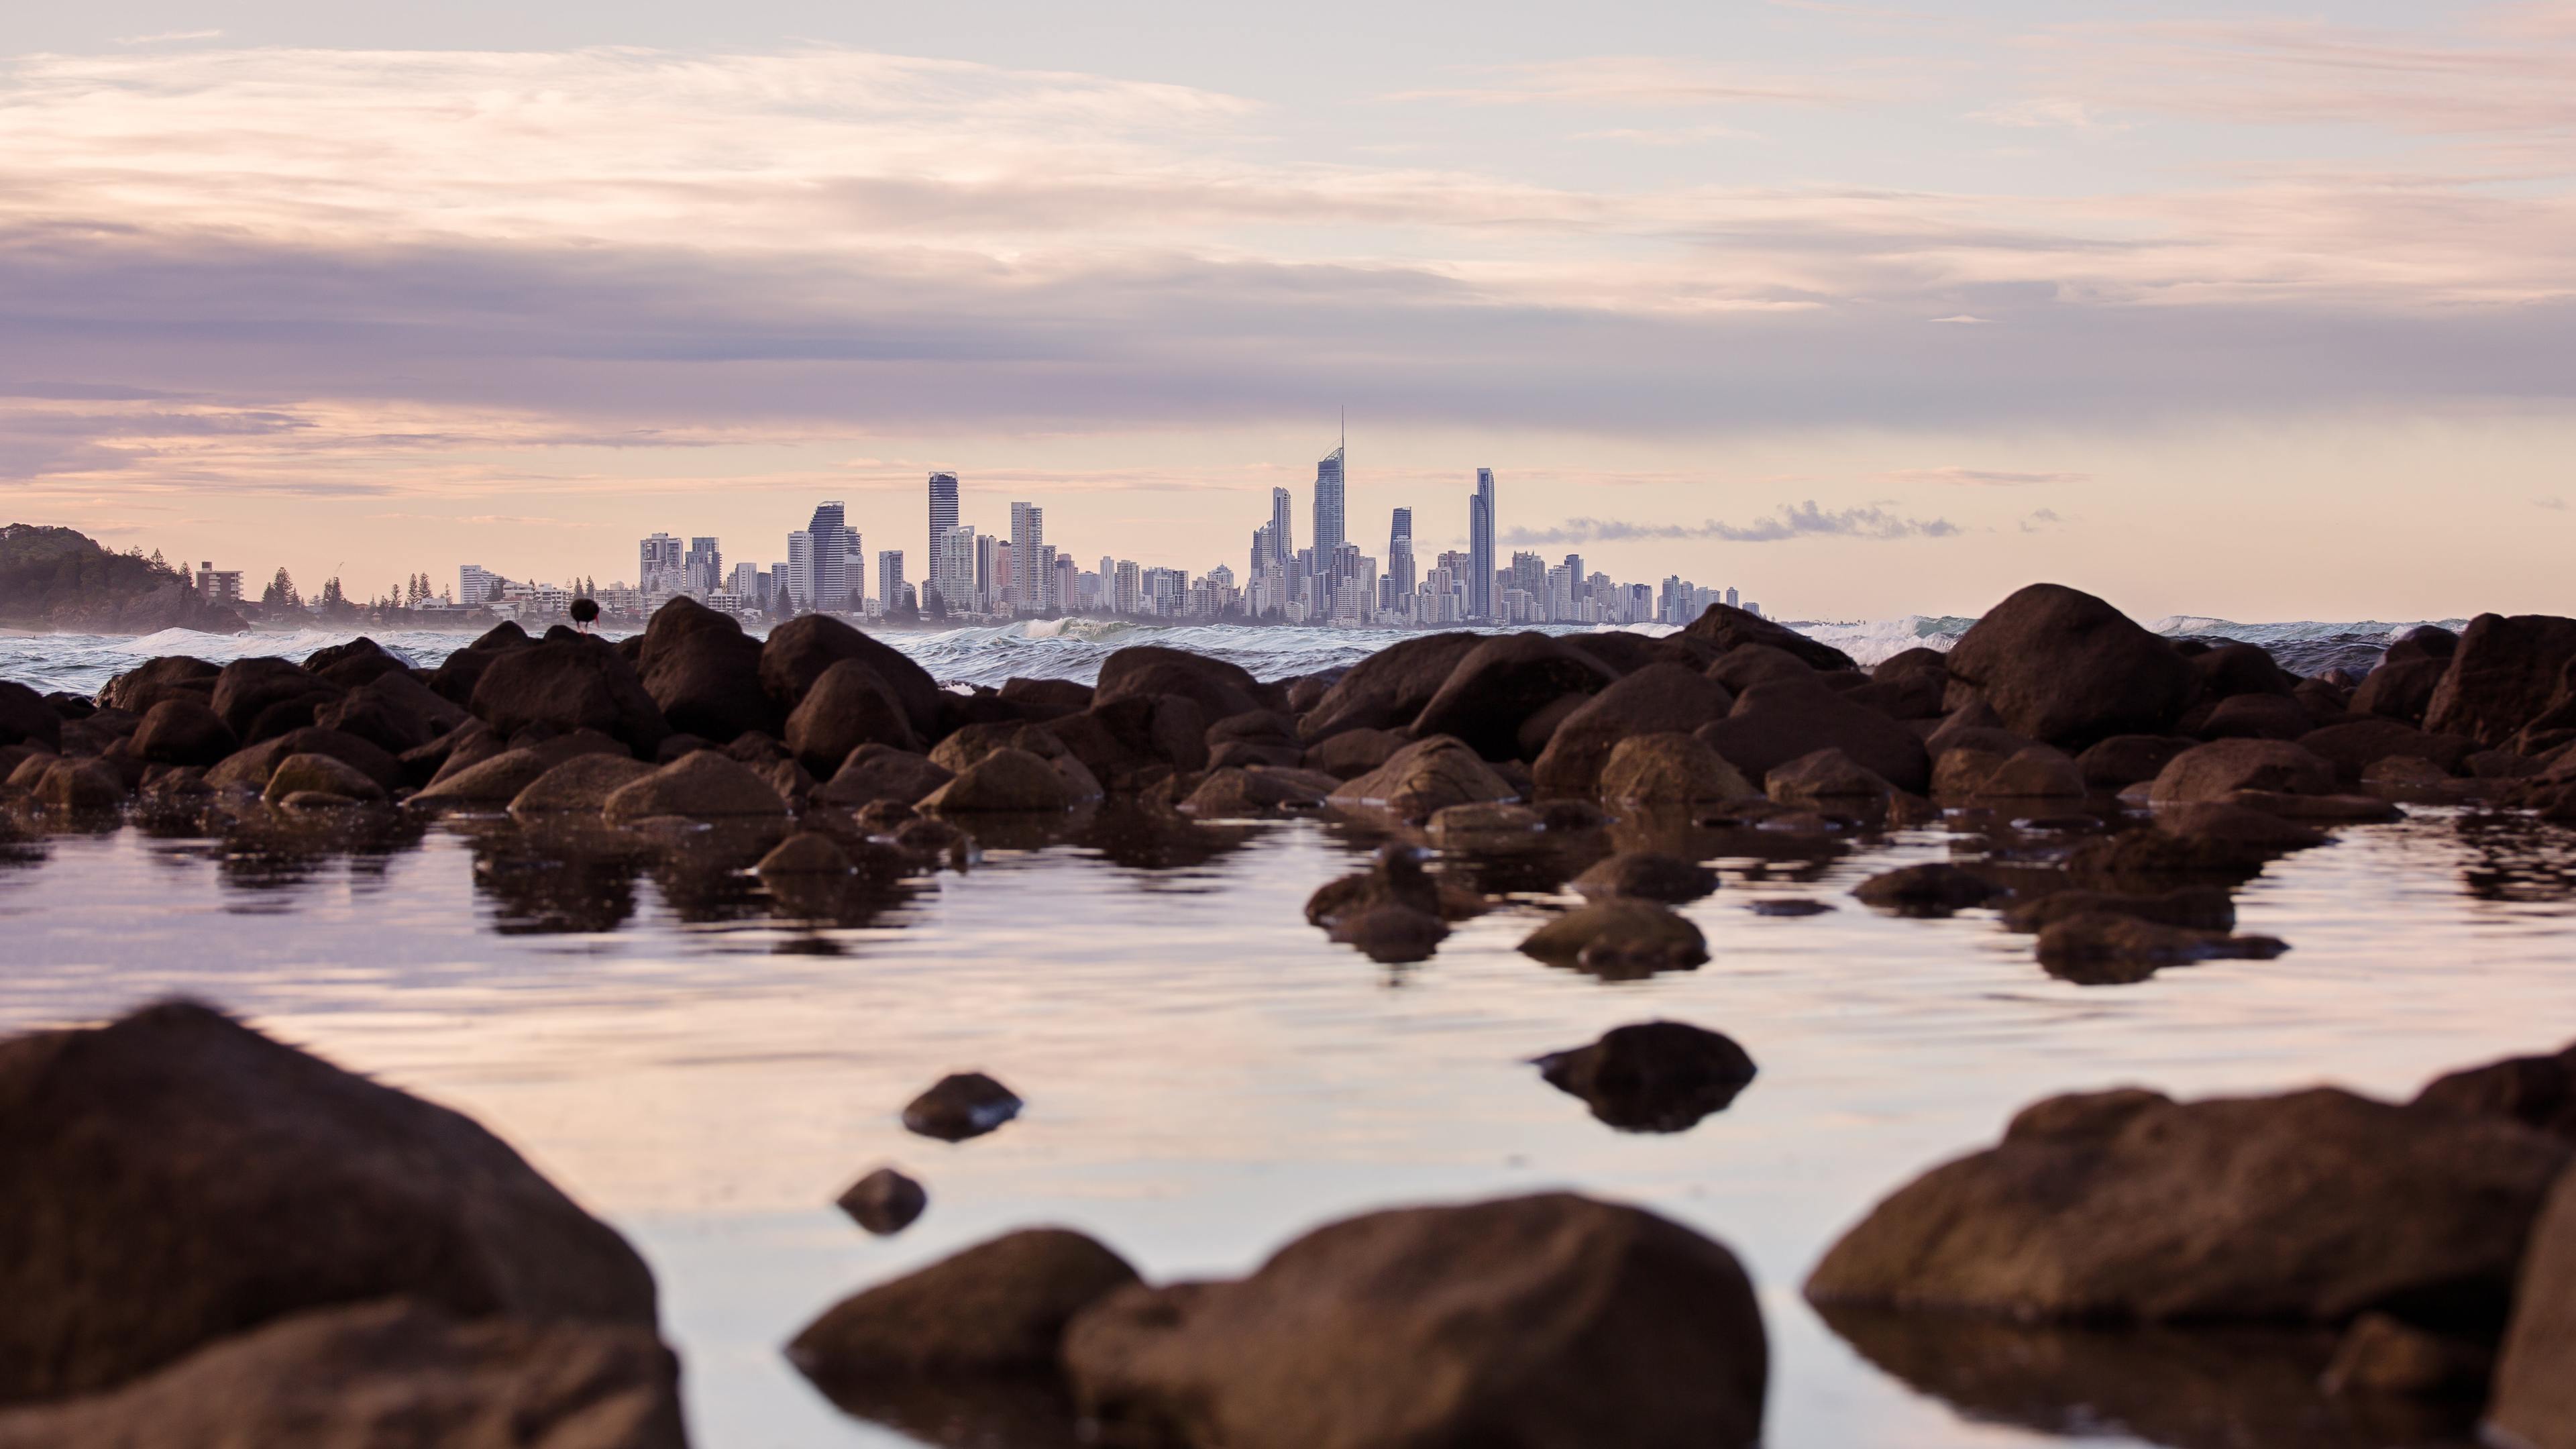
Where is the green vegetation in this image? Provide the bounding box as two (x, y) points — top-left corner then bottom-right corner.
(0, 524), (246, 633)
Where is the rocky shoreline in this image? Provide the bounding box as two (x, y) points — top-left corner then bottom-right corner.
(5, 582), (2576, 1447)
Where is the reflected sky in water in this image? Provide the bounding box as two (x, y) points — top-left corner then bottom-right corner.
(1, 806), (2571, 1448)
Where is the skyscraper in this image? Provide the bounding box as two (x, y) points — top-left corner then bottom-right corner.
(934, 525), (977, 615)
(786, 531), (812, 609)
(1468, 468), (1497, 621)
(806, 502), (852, 612)
(1269, 486), (1293, 566)
(1010, 502), (1044, 612)
(877, 550), (906, 614)
(1387, 507), (1415, 602)
(928, 472), (959, 574)
(685, 537), (721, 595)
(638, 533), (682, 595)
(1313, 441), (1345, 558)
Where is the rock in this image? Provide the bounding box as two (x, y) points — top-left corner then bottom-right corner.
(836, 1167), (928, 1236)
(1698, 679), (1931, 792)
(0, 682), (62, 752)
(998, 676), (1094, 718)
(209, 657), (342, 739)
(1095, 645), (1270, 720)
(634, 596), (782, 743)
(1805, 1084), (2569, 1324)
(2414, 1040), (2576, 1144)
(468, 637), (669, 757)
(1328, 904), (1450, 963)
(1572, 851), (1718, 904)
(920, 747), (1083, 813)
(1599, 731), (1758, 805)
(1705, 642), (1816, 694)
(1410, 634), (1619, 761)
(208, 726), (404, 795)
(262, 752), (388, 805)
(1942, 584), (2198, 747)
(789, 1228), (1138, 1381)
(1530, 664), (1733, 795)
(0, 1299), (684, 1449)
(2424, 612), (2576, 747)
(1303, 726), (1407, 780)
(2490, 1171), (2576, 1447)
(1748, 898), (1835, 916)
(2318, 1311), (2490, 1397)
(758, 614), (945, 742)
(1684, 599), (1854, 671)
(783, 658), (918, 775)
(0, 1002), (655, 1402)
(99, 655), (219, 715)
(2353, 655), (2448, 725)
(1179, 765), (1338, 816)
(1520, 900), (1709, 976)
(902, 1072), (1023, 1141)
(2187, 641), (2298, 704)
(30, 757), (123, 810)
(508, 754), (657, 816)
(929, 722), (1064, 774)
(1933, 743), (2085, 800)
(818, 744), (955, 809)
(2035, 913), (2288, 983)
(2150, 739), (2337, 804)
(1843, 665), (1949, 722)
(2001, 886), (2235, 934)
(1534, 1021), (1757, 1132)
(1764, 747), (1900, 808)
(1328, 735), (1518, 821)
(2299, 720), (2475, 783)
(1065, 1193), (1768, 1449)
(601, 750), (790, 822)
(1048, 696), (1208, 787)
(425, 621), (533, 708)
(755, 831), (854, 874)
(1854, 863), (2005, 916)
(313, 684), (441, 757)
(1512, 691), (1591, 759)
(2195, 692), (2315, 742)
(1305, 845), (1481, 928)
(129, 697), (236, 767)
(1296, 631), (1483, 741)
(416, 735), (627, 806)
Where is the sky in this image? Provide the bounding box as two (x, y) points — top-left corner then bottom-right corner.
(2, 1), (2571, 623)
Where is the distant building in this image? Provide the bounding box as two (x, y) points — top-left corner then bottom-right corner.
(1385, 508), (1413, 602)
(1269, 486), (1294, 567)
(804, 502), (857, 612)
(1313, 442), (1345, 558)
(1468, 468), (1497, 621)
(460, 564), (500, 605)
(195, 561), (243, 605)
(787, 531), (814, 610)
(876, 550), (906, 614)
(684, 537), (722, 596)
(927, 472), (959, 579)
(639, 533), (683, 595)
(932, 525), (977, 614)
(1010, 501), (1044, 612)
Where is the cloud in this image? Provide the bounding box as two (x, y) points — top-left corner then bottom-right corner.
(1879, 466), (2091, 486)
(1505, 501), (1960, 545)
(2537, 495), (2568, 511)
(2020, 507), (2066, 531)
(1387, 57), (1851, 108)
(1971, 97), (2123, 131)
(115, 30), (223, 45)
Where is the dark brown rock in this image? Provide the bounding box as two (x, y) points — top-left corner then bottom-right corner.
(2035, 913), (2288, 984)
(1763, 746), (1899, 807)
(0, 682), (62, 751)
(2194, 692), (2314, 742)
(130, 696), (236, 767)
(818, 744), (954, 809)
(98, 655), (219, 715)
(1697, 678), (1931, 792)
(1943, 584), (2198, 747)
(1179, 765), (1338, 816)
(1854, 863), (2005, 916)
(1933, 743), (2084, 799)
(1065, 1193), (1767, 1449)
(1305, 845), (1482, 929)
(303, 637), (413, 690)
(210, 657), (343, 741)
(836, 1167), (928, 1236)
(28, 757), (122, 810)
(1328, 903), (1451, 963)
(920, 747), (1083, 813)
(997, 676), (1093, 718)
(2318, 1311), (2490, 1397)
(785, 658), (918, 774)
(2491, 1170), (2576, 1447)
(425, 622), (533, 708)
(1328, 735), (1517, 820)
(2149, 739), (2337, 804)
(1601, 731), (1757, 804)
(2414, 1040), (2576, 1144)
(1534, 1021), (1756, 1132)
(1411, 634), (1619, 761)
(601, 750), (789, 822)
(759, 614), (945, 741)
(1530, 664), (1733, 796)
(468, 637), (667, 757)
(2001, 886), (2235, 935)
(1572, 851), (1719, 904)
(1296, 631), (1483, 741)
(2354, 655), (2448, 726)
(1705, 642), (1817, 694)
(633, 597), (779, 743)
(1520, 900), (1709, 977)
(2299, 719), (2475, 784)
(262, 752), (387, 806)
(790, 1228), (1137, 1382)
(1094, 645), (1270, 720)
(507, 754), (657, 816)
(2422, 612), (2576, 747)
(1684, 599), (1854, 671)
(901, 1072), (1023, 1141)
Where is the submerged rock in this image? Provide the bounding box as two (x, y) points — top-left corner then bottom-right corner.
(1064, 1193), (1768, 1449)
(902, 1072), (1024, 1142)
(2318, 1311), (2491, 1398)
(789, 1228), (1138, 1381)
(1519, 900), (1709, 977)
(1534, 1020), (1757, 1132)
(2034, 913), (2288, 984)
(1853, 862), (2005, 916)
(508, 753), (657, 816)
(2150, 739), (2338, 804)
(1572, 851), (1719, 904)
(919, 747), (1086, 813)
(817, 743), (953, 810)
(2000, 885), (2236, 935)
(756, 831), (855, 875)
(835, 1167), (929, 1237)
(1328, 903), (1450, 964)
(1327, 735), (1517, 821)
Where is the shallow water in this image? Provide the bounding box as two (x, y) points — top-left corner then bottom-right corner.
(4, 792), (2572, 1448)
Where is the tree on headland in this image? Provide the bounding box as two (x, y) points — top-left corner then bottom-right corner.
(262, 568), (301, 610)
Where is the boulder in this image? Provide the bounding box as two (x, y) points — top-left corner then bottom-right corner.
(98, 655), (219, 715)
(1805, 1085), (2567, 1324)
(1328, 735), (1518, 821)
(997, 676), (1094, 718)
(1305, 727), (1409, 780)
(818, 744), (954, 810)
(313, 687), (439, 757)
(2353, 656), (2449, 725)
(2066, 805), (2326, 888)
(0, 682), (62, 751)
(1094, 645), (1270, 720)
(1842, 665), (1948, 721)
(2035, 914), (2288, 984)
(2187, 642), (2298, 704)
(601, 751), (790, 822)
(208, 726), (403, 794)
(2193, 692), (2314, 742)
(1305, 846), (1482, 929)
(416, 735), (628, 806)
(1942, 584), (2197, 747)
(630, 598), (779, 743)
(130, 697), (236, 767)
(2424, 612), (2576, 747)
(1180, 766), (1338, 816)
(1764, 747), (1900, 808)
(1049, 696), (1209, 786)
(425, 622), (533, 708)
(1296, 631), (1483, 741)
(1697, 679), (1931, 792)
(2318, 1311), (2491, 1399)
(2299, 720), (2475, 784)
(0, 1002), (655, 1402)
(1065, 1193), (1768, 1449)
(1520, 900), (1709, 977)
(1530, 665), (1733, 796)
(836, 1167), (928, 1236)
(1599, 732), (1757, 805)
(1533, 1022), (1756, 1132)
(2149, 739), (2337, 804)
(1684, 599), (1854, 670)
(303, 637), (413, 689)
(1933, 744), (2085, 800)
(1705, 643), (1817, 695)
(755, 831), (853, 875)
(784, 659), (918, 774)
(1572, 851), (1719, 904)
(29, 757), (123, 810)
(1328, 904), (1452, 964)
(508, 755), (657, 816)
(2001, 886), (2235, 935)
(0, 1299), (684, 1449)
(1854, 863), (2005, 916)
(209, 657), (343, 740)
(2490, 1171), (2576, 1447)
(901, 1072), (1024, 1142)
(789, 1228), (1137, 1381)
(2414, 1040), (2576, 1144)
(758, 614), (945, 741)
(1410, 635), (1619, 761)
(920, 747), (1083, 813)
(262, 752), (388, 806)
(468, 638), (668, 757)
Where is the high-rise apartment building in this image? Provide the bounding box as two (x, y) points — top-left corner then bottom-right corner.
(1269, 486), (1294, 566)
(787, 531), (812, 609)
(1468, 468), (1497, 621)
(460, 564), (496, 605)
(933, 525), (977, 614)
(928, 472), (959, 574)
(1009, 502), (1044, 612)
(876, 550), (906, 613)
(639, 533), (683, 595)
(1313, 443), (1345, 558)
(684, 537), (722, 596)
(1386, 507), (1415, 600)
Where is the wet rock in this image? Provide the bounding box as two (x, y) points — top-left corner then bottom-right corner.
(2318, 1311), (2490, 1397)
(1599, 731), (1758, 804)
(1206, 710), (1304, 771)
(1065, 1192), (1768, 1449)
(2490, 1171), (2576, 1447)
(312, 680), (443, 757)
(2300, 719), (2475, 783)
(1424, 800), (1549, 851)
(785, 659), (918, 775)
(1179, 765), (1338, 816)
(1534, 1021), (1757, 1132)
(425, 621), (533, 708)
(998, 676), (1095, 719)
(2149, 739), (2337, 804)
(1748, 898), (1835, 916)
(601, 750), (790, 822)
(1763, 746), (1900, 808)
(920, 747), (1083, 813)
(2001, 885), (2236, 934)
(2195, 692), (2316, 742)
(1854, 862), (2006, 916)
(2424, 612), (2576, 747)
(302, 637), (410, 690)
(1520, 899), (1709, 976)
(2035, 913), (2288, 984)
(1530, 665), (1733, 795)
(1843, 663), (1949, 722)
(210, 657), (342, 740)
(276, 790), (362, 812)
(30, 757), (122, 811)
(755, 830), (854, 875)
(1305, 845), (1483, 928)
(1095, 645), (1271, 721)
(98, 655), (219, 715)
(1511, 690), (1590, 759)
(837, 1167), (928, 1236)
(1411, 634), (1619, 761)
(2070, 806), (2325, 888)
(759, 614), (947, 741)
(1698, 679), (1932, 792)
(1297, 631), (1483, 741)
(1705, 641), (1817, 694)
(2413, 1039), (2576, 1143)
(1328, 903), (1450, 963)
(1049, 696), (1208, 787)
(818, 744), (954, 809)
(2222, 789), (2402, 823)
(634, 596), (781, 743)
(417, 735), (629, 806)
(790, 1228), (1138, 1381)
(1934, 743), (2085, 800)
(129, 697), (235, 767)
(1942, 583), (2198, 747)
(508, 754), (657, 816)
(1572, 851), (1718, 904)
(1685, 598), (1855, 670)
(1327, 735), (1517, 821)
(0, 1299), (685, 1449)
(2353, 655), (2448, 726)
(0, 1001), (656, 1402)
(261, 752), (388, 806)
(902, 1072), (1024, 1142)
(468, 637), (669, 757)
(1302, 726), (1407, 780)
